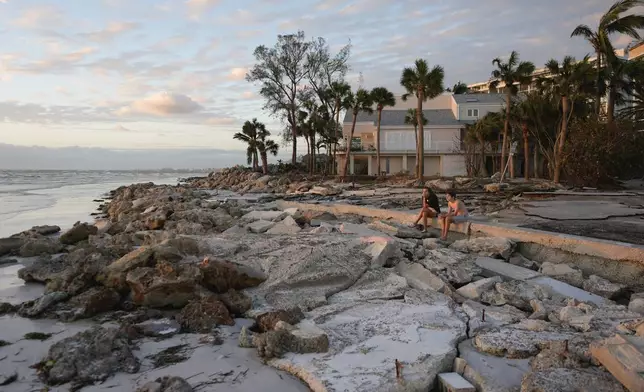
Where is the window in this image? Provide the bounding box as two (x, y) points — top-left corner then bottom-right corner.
(467, 108), (479, 117)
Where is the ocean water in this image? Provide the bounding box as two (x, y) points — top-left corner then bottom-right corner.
(0, 170), (203, 238)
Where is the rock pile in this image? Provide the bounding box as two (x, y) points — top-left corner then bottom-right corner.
(0, 180), (640, 391)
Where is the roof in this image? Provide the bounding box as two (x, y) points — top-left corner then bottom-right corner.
(343, 109), (462, 126)
(452, 93), (505, 104)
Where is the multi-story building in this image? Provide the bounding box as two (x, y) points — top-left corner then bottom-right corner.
(338, 93), (504, 176)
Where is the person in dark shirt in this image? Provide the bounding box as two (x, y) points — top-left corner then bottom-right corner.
(410, 187), (441, 232)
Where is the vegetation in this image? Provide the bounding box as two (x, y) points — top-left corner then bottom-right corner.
(400, 59), (445, 179)
(235, 0), (644, 186)
(370, 87), (396, 176)
(341, 88), (373, 179)
(489, 51), (536, 179)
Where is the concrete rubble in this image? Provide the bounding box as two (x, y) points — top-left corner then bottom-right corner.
(0, 179), (642, 392)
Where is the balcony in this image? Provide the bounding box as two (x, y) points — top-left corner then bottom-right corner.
(338, 140), (460, 154)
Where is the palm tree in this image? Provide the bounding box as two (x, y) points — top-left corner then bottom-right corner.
(370, 87), (396, 176)
(404, 108), (428, 175)
(538, 56), (594, 182)
(489, 51), (536, 180)
(327, 81), (352, 174)
(472, 112), (502, 176)
(257, 138), (279, 174)
(571, 0), (644, 114)
(604, 56), (644, 126)
(341, 88), (373, 179)
(233, 119), (263, 171)
(448, 81), (469, 94)
(401, 59), (445, 180)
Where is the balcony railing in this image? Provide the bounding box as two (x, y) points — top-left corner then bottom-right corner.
(337, 141), (461, 153)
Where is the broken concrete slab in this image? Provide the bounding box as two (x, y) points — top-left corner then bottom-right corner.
(450, 237), (516, 260)
(583, 274), (627, 300)
(362, 239), (400, 268)
(248, 220), (276, 234)
(474, 257), (542, 281)
(327, 269), (408, 304)
(457, 277), (502, 300)
(473, 328), (576, 359)
(268, 299), (467, 392)
(521, 367), (627, 392)
(396, 262), (450, 294)
(462, 300), (528, 337)
(591, 334), (644, 392)
(522, 199), (644, 221)
(539, 262), (584, 288)
(459, 339), (531, 392)
(438, 372), (475, 392)
(241, 210), (288, 222)
(527, 276), (609, 306)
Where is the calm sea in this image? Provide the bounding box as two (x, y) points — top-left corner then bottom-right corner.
(0, 170), (204, 238)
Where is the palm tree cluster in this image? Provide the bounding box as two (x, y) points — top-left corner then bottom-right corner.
(233, 119), (279, 175)
(463, 0), (644, 183)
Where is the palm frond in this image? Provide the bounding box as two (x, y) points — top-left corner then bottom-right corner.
(571, 24), (595, 39)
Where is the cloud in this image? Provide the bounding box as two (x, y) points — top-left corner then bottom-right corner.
(117, 92), (203, 116)
(81, 22), (139, 43)
(186, 0), (221, 19)
(5, 47), (97, 74)
(13, 5), (64, 28)
(204, 117), (237, 126)
(228, 67), (248, 81)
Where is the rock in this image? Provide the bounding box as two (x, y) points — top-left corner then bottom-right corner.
(539, 262), (584, 288)
(463, 300), (527, 335)
(583, 274), (626, 300)
(18, 291), (68, 317)
(59, 222), (98, 245)
(175, 221), (206, 235)
(266, 221), (301, 235)
(450, 237), (515, 260)
(397, 261), (451, 295)
(302, 210), (337, 224)
(218, 289), (252, 316)
(241, 210), (287, 223)
(126, 263), (202, 308)
(27, 225), (62, 236)
(134, 318), (181, 338)
(521, 368), (626, 392)
(474, 328), (576, 359)
(146, 215), (166, 230)
(18, 238), (65, 257)
(255, 320), (330, 359)
(0, 237), (24, 256)
(484, 183), (508, 192)
(238, 326), (254, 348)
(269, 299), (467, 392)
(178, 297), (234, 333)
(248, 219), (276, 233)
(459, 339), (531, 392)
(457, 276), (502, 300)
(0, 302), (16, 315)
(362, 239), (400, 268)
(40, 326), (139, 386)
(490, 280), (552, 312)
(137, 376), (194, 392)
(199, 257), (266, 293)
(629, 292), (644, 315)
(509, 253), (539, 270)
(426, 178), (454, 191)
(423, 238), (447, 250)
(65, 287), (121, 319)
(256, 308), (305, 332)
(327, 268), (408, 304)
(308, 186), (340, 196)
(558, 302), (641, 333)
(529, 340), (586, 371)
(172, 208), (234, 231)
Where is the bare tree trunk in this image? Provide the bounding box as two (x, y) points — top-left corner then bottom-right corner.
(291, 122), (298, 165)
(342, 112), (358, 180)
(376, 108), (382, 176)
(413, 125), (418, 176)
(479, 138), (487, 176)
(533, 147), (539, 178)
(311, 133), (316, 175)
(553, 95), (569, 183)
(334, 99), (341, 175)
(417, 91), (425, 180)
(501, 92), (510, 181)
(523, 124), (529, 180)
(595, 49), (602, 115)
(261, 152), (268, 174)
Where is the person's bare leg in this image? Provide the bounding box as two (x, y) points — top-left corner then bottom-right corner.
(441, 216), (452, 240)
(412, 210), (423, 226)
(422, 211), (428, 232)
(439, 216), (446, 239)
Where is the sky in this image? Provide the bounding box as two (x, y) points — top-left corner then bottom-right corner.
(0, 0), (637, 169)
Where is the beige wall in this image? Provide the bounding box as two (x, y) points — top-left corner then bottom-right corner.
(343, 122), (375, 138)
(424, 157), (441, 176)
(382, 94), (453, 111)
(441, 155), (467, 177)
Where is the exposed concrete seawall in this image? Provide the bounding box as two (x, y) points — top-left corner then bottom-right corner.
(277, 200), (644, 288)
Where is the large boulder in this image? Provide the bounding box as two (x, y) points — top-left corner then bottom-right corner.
(254, 320), (329, 359)
(38, 327), (139, 386)
(59, 222), (98, 245)
(126, 262), (202, 308)
(19, 238), (65, 257)
(0, 237), (24, 256)
(199, 257), (266, 293)
(582, 274), (626, 300)
(450, 237), (515, 260)
(426, 179), (454, 191)
(178, 297), (234, 333)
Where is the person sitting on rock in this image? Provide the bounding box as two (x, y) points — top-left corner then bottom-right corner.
(410, 187), (440, 232)
(439, 190), (469, 240)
